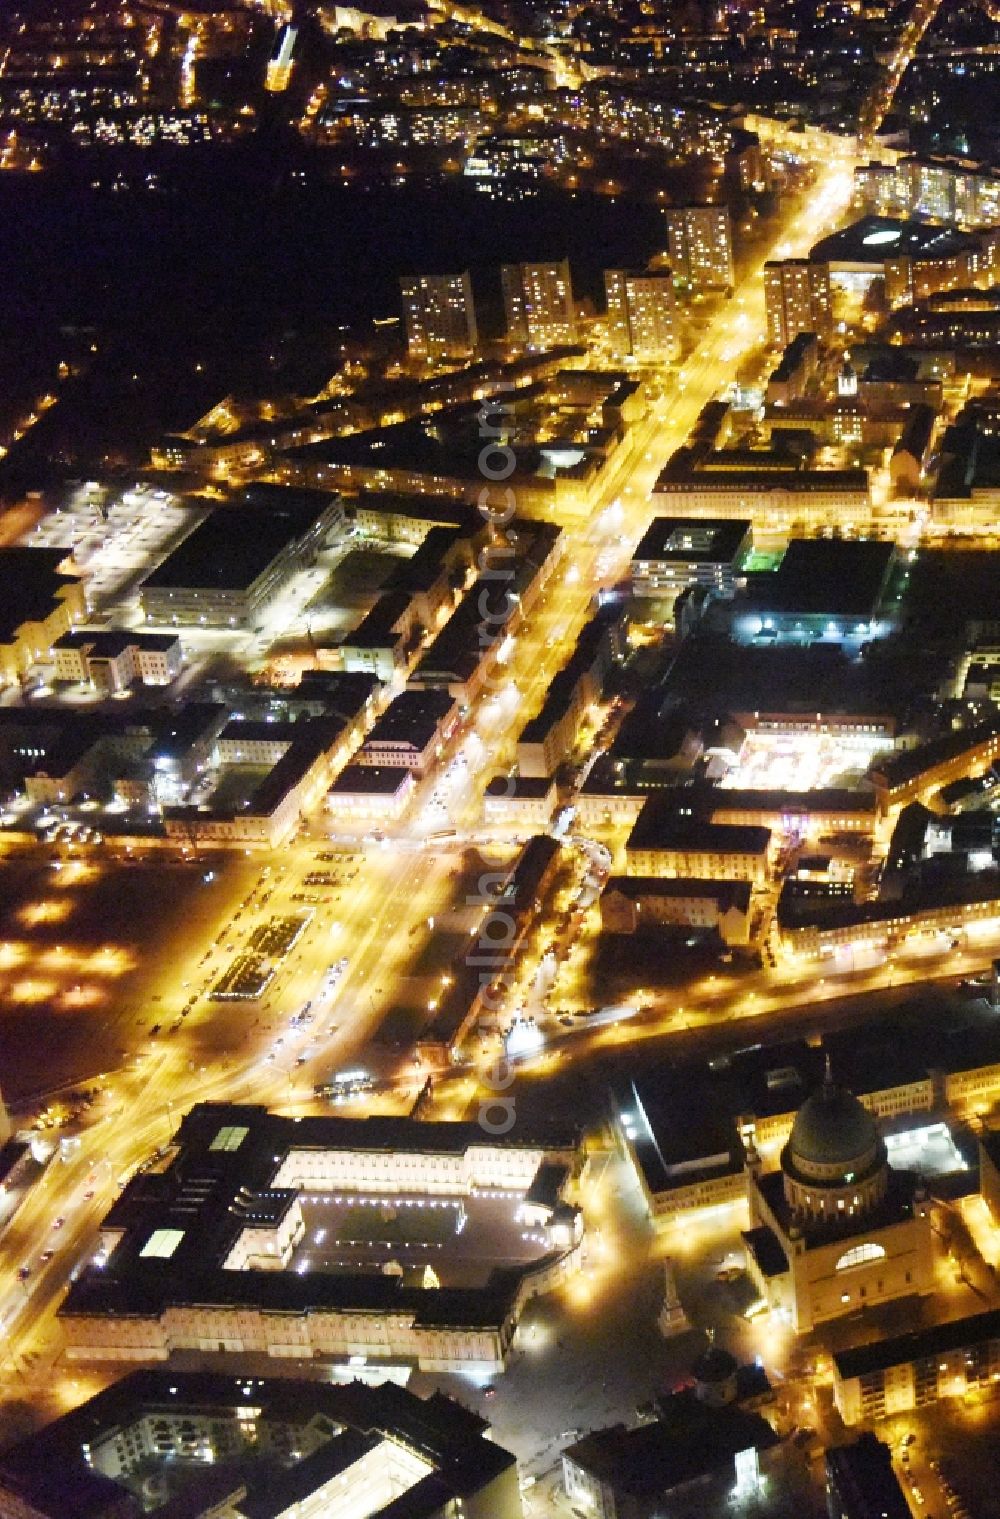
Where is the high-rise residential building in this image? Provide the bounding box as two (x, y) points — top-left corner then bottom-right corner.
(399, 272), (478, 361)
(500, 260), (576, 348)
(764, 258), (832, 349)
(664, 205), (734, 289)
(604, 269), (679, 362)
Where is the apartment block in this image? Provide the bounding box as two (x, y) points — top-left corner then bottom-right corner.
(604, 268), (678, 362)
(500, 260), (576, 347)
(664, 205), (734, 289)
(400, 271), (478, 361)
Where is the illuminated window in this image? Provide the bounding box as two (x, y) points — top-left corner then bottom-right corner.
(210, 1125), (249, 1153)
(836, 1242), (886, 1271)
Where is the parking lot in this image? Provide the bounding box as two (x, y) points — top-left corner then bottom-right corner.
(23, 481), (203, 611)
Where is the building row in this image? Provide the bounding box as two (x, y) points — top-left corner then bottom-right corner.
(274, 369), (644, 520)
(514, 610), (618, 778)
(855, 153), (1000, 229)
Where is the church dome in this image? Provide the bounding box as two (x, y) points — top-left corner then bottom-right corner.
(692, 1343), (738, 1383)
(788, 1084), (878, 1171)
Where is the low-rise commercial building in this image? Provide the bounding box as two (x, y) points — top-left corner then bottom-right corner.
(358, 689), (458, 773)
(327, 763), (416, 821)
(626, 804), (774, 884)
(733, 538), (896, 647)
(630, 517), (751, 598)
(139, 488), (342, 628)
(484, 774), (557, 827)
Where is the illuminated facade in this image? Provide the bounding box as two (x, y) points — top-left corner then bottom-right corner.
(0, 548), (87, 690)
(664, 205), (734, 289)
(400, 271), (478, 361)
(764, 259), (832, 349)
(604, 268), (679, 363)
(744, 1067), (934, 1333)
(834, 1308), (1000, 1425)
(500, 261), (576, 348)
(60, 1104), (583, 1374)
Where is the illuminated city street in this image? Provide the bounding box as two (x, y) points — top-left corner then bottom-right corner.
(3, 1), (1000, 1516)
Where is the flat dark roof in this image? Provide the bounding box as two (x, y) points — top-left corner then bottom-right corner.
(329, 763), (412, 794)
(826, 1435), (911, 1519)
(834, 1305), (1000, 1380)
(363, 689), (455, 748)
(564, 1393), (777, 1496)
(142, 494), (333, 592)
(486, 774), (554, 798)
(632, 517), (751, 565)
(627, 806), (771, 856)
(810, 215), (978, 265)
(746, 537), (895, 619)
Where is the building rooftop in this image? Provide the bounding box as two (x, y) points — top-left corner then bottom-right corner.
(826, 1435), (911, 1519)
(329, 763), (413, 795)
(627, 804), (771, 857)
(485, 774), (555, 799)
(61, 1102), (578, 1328)
(563, 1392), (778, 1498)
(632, 517), (751, 565)
(745, 538), (895, 620)
(362, 690), (456, 750)
(787, 1076), (880, 1170)
(142, 490), (336, 592)
(0, 1371), (515, 1519)
(810, 215), (979, 266)
(833, 1304), (1000, 1381)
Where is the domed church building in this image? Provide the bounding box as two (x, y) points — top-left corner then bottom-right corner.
(743, 1059), (934, 1333)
